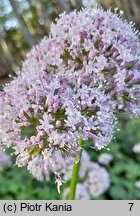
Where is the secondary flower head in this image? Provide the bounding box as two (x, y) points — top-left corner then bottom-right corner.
(0, 7), (140, 184)
(133, 143), (140, 154)
(0, 149), (11, 170)
(98, 153), (113, 165)
(84, 162), (110, 197)
(63, 183), (90, 200)
(135, 180), (140, 189)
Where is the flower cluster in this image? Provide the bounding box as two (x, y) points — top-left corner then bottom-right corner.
(0, 150), (11, 170)
(63, 183), (90, 200)
(63, 150), (110, 199)
(133, 143), (140, 154)
(0, 7), (140, 182)
(135, 180), (140, 189)
(98, 153), (113, 165)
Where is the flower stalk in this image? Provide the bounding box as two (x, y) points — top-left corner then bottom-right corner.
(68, 152), (82, 200)
(68, 138), (83, 200)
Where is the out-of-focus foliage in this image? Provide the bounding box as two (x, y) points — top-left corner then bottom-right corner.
(1, 116), (140, 200)
(0, 160), (58, 200)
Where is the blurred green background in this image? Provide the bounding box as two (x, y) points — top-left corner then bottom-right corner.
(0, 0), (140, 200)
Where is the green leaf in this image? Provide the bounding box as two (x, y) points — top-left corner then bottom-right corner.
(109, 185), (127, 199)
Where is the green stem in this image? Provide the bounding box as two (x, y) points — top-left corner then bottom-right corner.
(68, 151), (82, 200)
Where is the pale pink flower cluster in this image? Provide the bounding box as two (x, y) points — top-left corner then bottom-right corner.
(84, 162), (110, 197)
(133, 143), (140, 154)
(135, 180), (140, 189)
(63, 183), (90, 200)
(63, 150), (110, 199)
(98, 153), (113, 165)
(0, 7), (140, 182)
(0, 149), (11, 170)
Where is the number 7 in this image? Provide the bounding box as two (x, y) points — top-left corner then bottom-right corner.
(128, 203), (134, 211)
